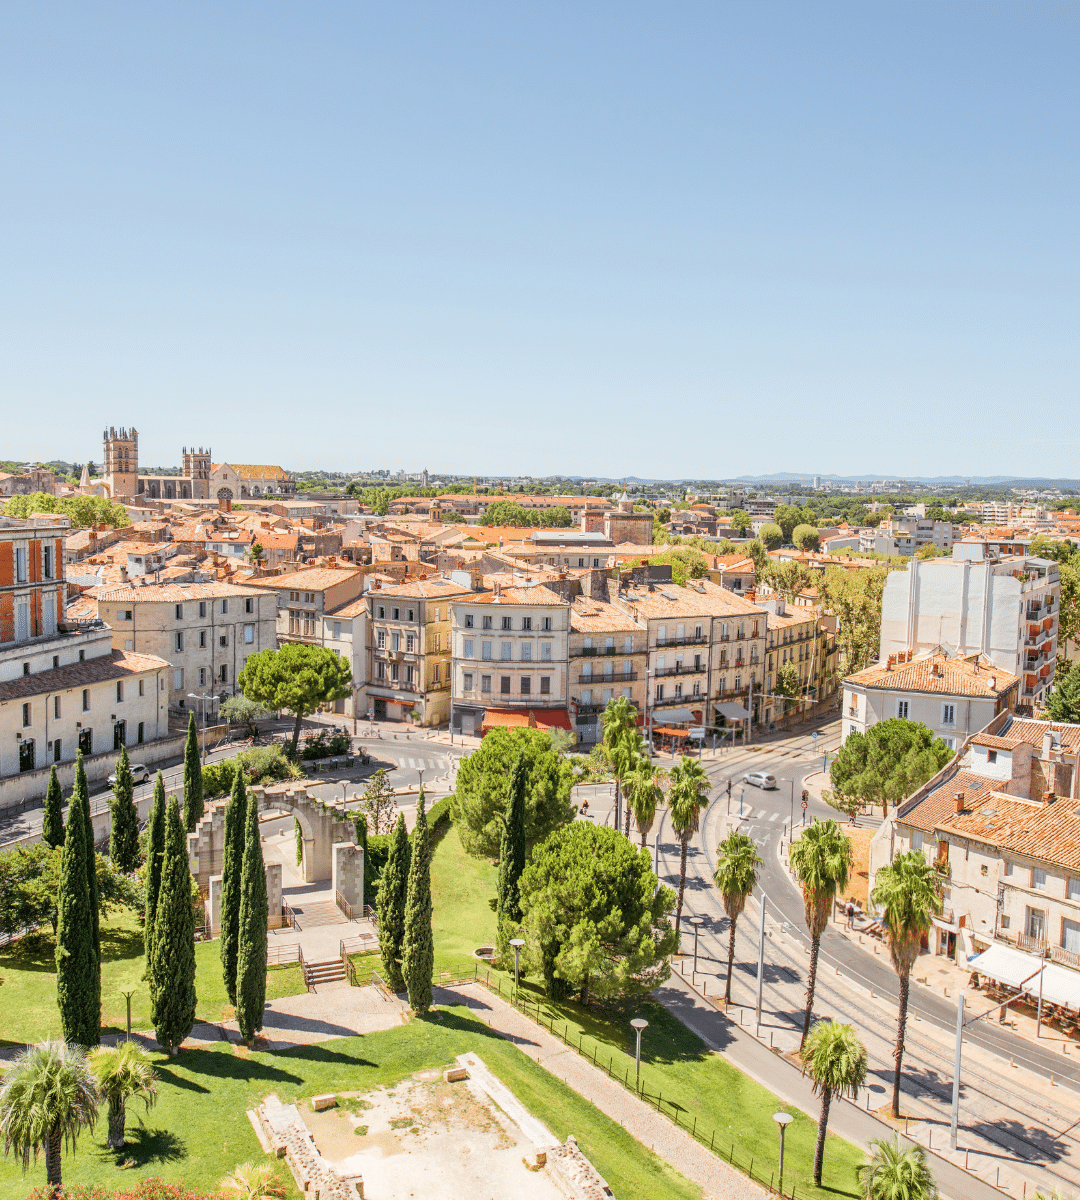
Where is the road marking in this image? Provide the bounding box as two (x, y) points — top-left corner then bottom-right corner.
(755, 809), (767, 819)
(769, 812), (780, 822)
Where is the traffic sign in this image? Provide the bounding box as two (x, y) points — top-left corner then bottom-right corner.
(811, 731), (818, 741)
(801, 798), (809, 810)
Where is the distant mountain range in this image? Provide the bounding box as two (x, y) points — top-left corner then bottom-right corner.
(566, 474), (1080, 488)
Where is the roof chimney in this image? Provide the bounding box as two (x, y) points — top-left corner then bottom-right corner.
(954, 792), (965, 813)
(989, 675), (997, 689)
(887, 654), (896, 670)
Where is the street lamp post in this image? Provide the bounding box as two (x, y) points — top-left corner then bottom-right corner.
(631, 1017), (648, 1091)
(120, 988), (136, 1038)
(754, 892), (766, 1030)
(509, 938), (525, 990)
(688, 916), (702, 977)
(417, 766), (425, 799)
(773, 1111), (793, 1194)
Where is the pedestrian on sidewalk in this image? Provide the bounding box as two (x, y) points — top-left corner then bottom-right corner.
(726, 779), (732, 802)
(845, 900), (855, 930)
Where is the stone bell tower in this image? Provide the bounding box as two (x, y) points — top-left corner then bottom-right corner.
(103, 426), (139, 499)
(183, 446), (212, 500)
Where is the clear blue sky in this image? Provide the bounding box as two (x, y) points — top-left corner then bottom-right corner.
(2, 3), (1076, 480)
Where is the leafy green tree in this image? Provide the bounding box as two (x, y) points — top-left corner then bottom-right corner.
(400, 795), (434, 1015)
(238, 644), (353, 757)
(774, 504), (803, 542)
(1029, 535), (1075, 563)
(88, 1039), (158, 1149)
(818, 565), (891, 673)
(41, 766), (64, 850)
(646, 547), (708, 586)
(235, 788), (268, 1045)
(758, 523), (784, 551)
(109, 747), (140, 873)
(745, 538), (767, 573)
(858, 1134), (938, 1199)
(497, 756), (528, 930)
(803, 1020), (868, 1187)
(219, 770), (248, 1005)
(182, 713), (203, 833)
(789, 818), (852, 1048)
(1048, 663), (1080, 724)
(359, 768), (397, 834)
(150, 797), (197, 1055)
(0, 844), (61, 936)
(626, 758), (665, 847)
(1, 490), (130, 528)
(872, 851), (943, 1118)
(793, 523), (821, 552)
(245, 542), (265, 567)
(830, 720), (954, 819)
(728, 508), (752, 536)
(0, 1040), (99, 1192)
(377, 813), (411, 993)
(762, 560), (814, 602)
(1059, 557), (1080, 658)
(667, 757), (710, 935)
(220, 694), (270, 738)
(601, 696), (641, 836)
(713, 831), (762, 1004)
(451, 727), (574, 859)
(143, 772), (167, 968)
(55, 791), (98, 1047)
(517, 823), (676, 1003)
(775, 662), (802, 706)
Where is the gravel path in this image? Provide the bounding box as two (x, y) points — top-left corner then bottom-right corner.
(435, 981), (768, 1200)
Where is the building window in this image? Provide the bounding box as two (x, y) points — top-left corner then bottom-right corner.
(377, 606), (385, 619)
(577, 558), (585, 568)
(463, 638), (474, 658)
(481, 674), (492, 693)
(522, 616), (532, 631)
(1033, 867), (1047, 890)
(377, 631), (386, 649)
(19, 739), (35, 773)
(116, 682), (123, 703)
(53, 738), (62, 762)
(540, 676), (551, 695)
(500, 676), (511, 694)
(22, 703), (31, 728)
(377, 662), (386, 679)
(520, 677), (531, 695)
(463, 672), (473, 690)
(244, 624), (255, 644)
(1068, 877), (1080, 901)
(245, 597), (254, 614)
(175, 632), (184, 652)
(897, 700), (909, 719)
(390, 664), (399, 682)
(173, 668), (184, 690)
(113, 721), (126, 751)
(82, 688), (90, 712)
(219, 633), (228, 647)
(199, 601), (207, 618)
(199, 667), (206, 687)
(521, 643), (532, 661)
(942, 704), (956, 726)
(175, 604), (184, 619)
(541, 642), (552, 661)
(911, 830), (923, 852)
(221, 599), (228, 614)
(542, 617), (552, 631)
(482, 615), (492, 630)
(502, 616), (513, 631)
(78, 728), (92, 755)
(432, 663), (440, 683)
(392, 633), (401, 651)
(1004, 860), (1013, 876)
(43, 544), (53, 578)
(199, 630), (207, 648)
(656, 684), (664, 701)
(392, 607), (400, 620)
(1027, 908), (1046, 941)
(501, 642), (512, 660)
(481, 640), (492, 661)
(406, 635), (415, 652)
(137, 722), (144, 745)
(464, 614), (474, 629)
(675, 683), (683, 698)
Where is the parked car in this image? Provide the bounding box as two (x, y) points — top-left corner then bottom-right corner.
(742, 770), (778, 790)
(108, 763), (150, 787)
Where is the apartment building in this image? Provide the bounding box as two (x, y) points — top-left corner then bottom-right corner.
(862, 517), (954, 557)
(756, 597), (839, 729)
(842, 649), (1019, 747)
(264, 566), (364, 645)
(1, 516), (65, 644)
(450, 584), (571, 738)
(94, 581), (277, 707)
(568, 594), (647, 745)
(869, 714), (1080, 966)
(365, 577), (472, 726)
(879, 553), (1060, 707)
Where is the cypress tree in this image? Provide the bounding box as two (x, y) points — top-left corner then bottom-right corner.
(150, 797), (197, 1055)
(55, 785), (97, 1046)
(219, 769), (248, 1005)
(143, 772), (167, 970)
(109, 746), (140, 873)
(182, 712), (204, 832)
(235, 792), (268, 1045)
(497, 754), (528, 926)
(400, 794), (433, 1015)
(377, 813), (410, 993)
(71, 753), (100, 1039)
(42, 764), (65, 850)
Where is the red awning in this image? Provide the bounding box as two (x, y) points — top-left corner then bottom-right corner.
(481, 708), (573, 735)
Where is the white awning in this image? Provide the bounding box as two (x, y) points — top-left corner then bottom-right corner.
(931, 915), (959, 933)
(968, 944), (1080, 1011)
(717, 702), (751, 720)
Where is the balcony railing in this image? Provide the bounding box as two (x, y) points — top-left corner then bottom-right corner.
(579, 670), (638, 683)
(654, 663), (705, 678)
(656, 635), (706, 647)
(580, 646), (619, 656)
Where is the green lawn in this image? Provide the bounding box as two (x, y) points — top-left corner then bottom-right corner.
(0, 1010), (702, 1200)
(0, 910), (304, 1045)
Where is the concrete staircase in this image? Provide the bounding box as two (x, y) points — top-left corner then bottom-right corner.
(303, 957), (347, 989)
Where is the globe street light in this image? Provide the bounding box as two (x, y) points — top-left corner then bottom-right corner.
(688, 915), (703, 977)
(509, 938), (525, 989)
(773, 1111), (793, 1194)
(631, 1017), (648, 1091)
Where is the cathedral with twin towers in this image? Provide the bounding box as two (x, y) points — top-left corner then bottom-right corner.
(100, 427), (295, 502)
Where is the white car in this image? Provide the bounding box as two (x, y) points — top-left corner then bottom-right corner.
(108, 763), (150, 787)
(742, 770), (778, 790)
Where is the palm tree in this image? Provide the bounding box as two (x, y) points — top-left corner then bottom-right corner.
(871, 850), (944, 1119)
(803, 1019), (867, 1188)
(601, 696), (641, 836)
(88, 1039), (158, 1150)
(789, 818), (853, 1048)
(713, 831), (762, 1004)
(626, 758), (666, 848)
(858, 1134), (938, 1199)
(667, 757), (711, 934)
(219, 1161), (290, 1200)
(0, 1040), (99, 1192)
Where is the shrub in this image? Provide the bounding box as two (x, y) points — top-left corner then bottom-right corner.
(298, 730), (351, 760)
(202, 746), (301, 797)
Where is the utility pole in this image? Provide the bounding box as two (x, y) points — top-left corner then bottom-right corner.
(754, 892), (766, 1031)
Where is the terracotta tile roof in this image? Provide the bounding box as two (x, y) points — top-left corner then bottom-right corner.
(970, 717), (1080, 752)
(570, 597), (641, 634)
(95, 581), (273, 602)
(466, 585), (569, 607)
(938, 791), (1080, 872)
(0, 648), (171, 702)
(619, 579), (765, 620)
(213, 464), (291, 480)
(367, 578), (473, 599)
(897, 768), (1000, 833)
(845, 651), (1018, 699)
(266, 567), (361, 591)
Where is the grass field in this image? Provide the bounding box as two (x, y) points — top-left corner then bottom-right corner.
(0, 1010), (703, 1200)
(0, 910), (304, 1046)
